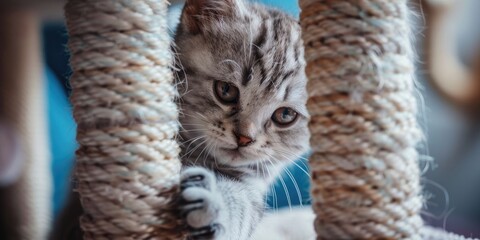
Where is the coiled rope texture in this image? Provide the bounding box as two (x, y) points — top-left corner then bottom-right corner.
(65, 0), (182, 239)
(300, 1), (477, 239)
(300, 0), (424, 239)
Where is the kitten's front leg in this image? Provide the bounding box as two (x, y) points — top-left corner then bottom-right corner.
(180, 167), (226, 239)
(180, 167), (263, 240)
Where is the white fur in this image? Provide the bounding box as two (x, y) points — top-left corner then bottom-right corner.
(252, 207), (316, 240)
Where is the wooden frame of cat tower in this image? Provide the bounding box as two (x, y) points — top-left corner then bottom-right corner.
(64, 0), (474, 239)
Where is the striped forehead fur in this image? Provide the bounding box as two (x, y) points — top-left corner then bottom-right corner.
(175, 2), (306, 97)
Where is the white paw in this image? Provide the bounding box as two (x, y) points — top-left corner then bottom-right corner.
(180, 167), (224, 239)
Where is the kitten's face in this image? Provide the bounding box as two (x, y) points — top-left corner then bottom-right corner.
(175, 0), (309, 167)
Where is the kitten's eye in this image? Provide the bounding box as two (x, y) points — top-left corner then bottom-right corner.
(272, 107), (298, 126)
(214, 81), (239, 104)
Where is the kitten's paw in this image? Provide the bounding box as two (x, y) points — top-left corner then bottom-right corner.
(180, 167), (224, 239)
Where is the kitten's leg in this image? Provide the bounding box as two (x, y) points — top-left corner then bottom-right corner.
(179, 167), (263, 240)
(180, 167), (224, 239)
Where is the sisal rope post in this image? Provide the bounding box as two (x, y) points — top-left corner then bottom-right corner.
(300, 0), (424, 239)
(0, 10), (52, 239)
(65, 0), (183, 238)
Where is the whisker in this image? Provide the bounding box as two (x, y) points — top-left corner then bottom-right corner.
(180, 123), (208, 126)
(283, 167), (303, 207)
(183, 138), (209, 160)
(195, 140), (212, 166)
(182, 135), (207, 150)
(275, 149), (311, 177)
(179, 128), (206, 132)
(272, 162), (292, 211)
(261, 159), (278, 212)
(264, 155), (292, 211)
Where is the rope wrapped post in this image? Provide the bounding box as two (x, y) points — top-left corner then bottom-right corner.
(300, 1), (424, 239)
(65, 0), (182, 238)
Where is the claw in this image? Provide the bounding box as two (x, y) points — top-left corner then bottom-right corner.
(189, 224), (221, 240)
(179, 199), (204, 218)
(184, 174), (205, 182)
(181, 176), (206, 190)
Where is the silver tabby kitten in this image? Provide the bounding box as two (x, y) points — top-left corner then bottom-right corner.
(174, 0), (309, 239)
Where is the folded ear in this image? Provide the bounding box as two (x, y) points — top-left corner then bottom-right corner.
(181, 0), (238, 34)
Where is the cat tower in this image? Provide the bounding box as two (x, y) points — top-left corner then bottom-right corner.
(64, 0), (475, 239)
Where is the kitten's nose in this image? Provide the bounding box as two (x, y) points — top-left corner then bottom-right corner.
(235, 133), (254, 147)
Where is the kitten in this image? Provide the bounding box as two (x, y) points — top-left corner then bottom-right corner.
(173, 0), (310, 239)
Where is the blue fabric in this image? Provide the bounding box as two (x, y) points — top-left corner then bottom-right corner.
(43, 22), (76, 216)
(252, 0), (300, 19)
(45, 67), (77, 216)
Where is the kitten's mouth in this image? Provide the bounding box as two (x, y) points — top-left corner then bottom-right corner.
(220, 147), (245, 159)
(221, 147), (241, 153)
(215, 144), (266, 166)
